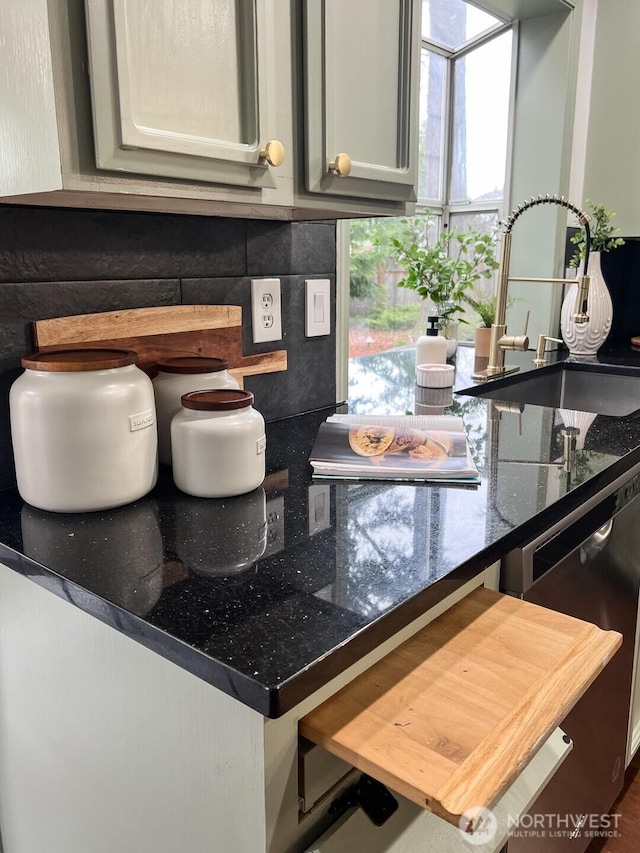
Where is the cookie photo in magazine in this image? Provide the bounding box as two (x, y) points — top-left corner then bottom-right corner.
(308, 415), (479, 483)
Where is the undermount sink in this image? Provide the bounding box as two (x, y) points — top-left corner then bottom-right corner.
(458, 361), (640, 417)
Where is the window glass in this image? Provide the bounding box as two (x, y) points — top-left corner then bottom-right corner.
(448, 212), (501, 341)
(345, 5), (513, 365)
(418, 48), (446, 203)
(449, 30), (513, 204)
(422, 0), (502, 49)
(348, 215), (440, 358)
(448, 211), (499, 236)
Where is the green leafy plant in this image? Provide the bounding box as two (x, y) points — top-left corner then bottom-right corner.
(464, 291), (498, 328)
(349, 218), (410, 301)
(382, 213), (500, 322)
(464, 290), (515, 328)
(367, 303), (422, 332)
(569, 200), (625, 268)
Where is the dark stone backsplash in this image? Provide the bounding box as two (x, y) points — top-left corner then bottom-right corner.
(0, 205), (337, 490)
(599, 239), (640, 341)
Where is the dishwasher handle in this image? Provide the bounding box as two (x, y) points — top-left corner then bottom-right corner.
(529, 496), (617, 585)
(580, 518), (614, 563)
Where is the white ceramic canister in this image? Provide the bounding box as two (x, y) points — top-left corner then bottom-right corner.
(171, 389), (266, 498)
(152, 356), (240, 466)
(9, 348), (158, 513)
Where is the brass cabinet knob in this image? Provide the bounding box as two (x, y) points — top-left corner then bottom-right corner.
(259, 140), (285, 167)
(328, 153), (352, 177)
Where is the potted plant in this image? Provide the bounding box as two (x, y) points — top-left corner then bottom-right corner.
(568, 200), (625, 268)
(383, 213), (500, 354)
(464, 290), (499, 359)
(563, 200), (625, 356)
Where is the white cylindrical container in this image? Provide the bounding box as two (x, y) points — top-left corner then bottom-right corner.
(171, 389), (265, 498)
(415, 363), (455, 388)
(10, 348), (158, 513)
(415, 317), (447, 366)
(152, 356), (239, 466)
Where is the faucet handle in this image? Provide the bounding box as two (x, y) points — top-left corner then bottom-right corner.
(534, 334), (563, 365)
(502, 333), (529, 352)
(499, 309), (530, 353)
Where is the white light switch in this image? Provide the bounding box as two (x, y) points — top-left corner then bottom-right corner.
(305, 279), (331, 337)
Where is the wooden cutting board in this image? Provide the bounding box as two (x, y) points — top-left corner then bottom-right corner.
(32, 305), (287, 386)
(300, 586), (621, 830)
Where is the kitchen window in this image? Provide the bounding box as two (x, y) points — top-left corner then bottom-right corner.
(338, 0), (515, 386)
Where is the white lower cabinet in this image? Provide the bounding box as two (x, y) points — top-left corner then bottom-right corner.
(0, 559), (619, 853)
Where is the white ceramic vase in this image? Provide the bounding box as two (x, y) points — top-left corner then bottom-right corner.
(560, 251), (612, 357)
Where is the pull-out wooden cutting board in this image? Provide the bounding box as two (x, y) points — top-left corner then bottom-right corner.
(300, 586), (621, 831)
(32, 305), (287, 386)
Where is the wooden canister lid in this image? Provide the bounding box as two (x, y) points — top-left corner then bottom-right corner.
(156, 356), (229, 374)
(180, 389), (254, 411)
(21, 348), (139, 372)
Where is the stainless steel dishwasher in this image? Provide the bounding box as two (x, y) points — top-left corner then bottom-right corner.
(501, 461), (640, 853)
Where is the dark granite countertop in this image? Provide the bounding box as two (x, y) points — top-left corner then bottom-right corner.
(2, 343), (640, 718)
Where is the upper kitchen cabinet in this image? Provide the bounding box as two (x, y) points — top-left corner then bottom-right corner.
(300, 0), (421, 210)
(0, 0), (63, 198)
(83, 0), (287, 193)
(0, 0), (423, 220)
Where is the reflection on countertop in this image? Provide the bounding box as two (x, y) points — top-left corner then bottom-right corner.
(1, 343), (640, 716)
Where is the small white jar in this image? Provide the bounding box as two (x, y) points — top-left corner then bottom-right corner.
(10, 348), (158, 513)
(152, 356), (239, 466)
(171, 389), (266, 498)
(415, 363), (455, 388)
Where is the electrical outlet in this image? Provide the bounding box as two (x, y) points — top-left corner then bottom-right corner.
(251, 278), (282, 343)
(305, 279), (330, 337)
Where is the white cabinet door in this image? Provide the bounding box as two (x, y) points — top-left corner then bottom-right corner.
(303, 0), (421, 203)
(84, 0), (286, 190)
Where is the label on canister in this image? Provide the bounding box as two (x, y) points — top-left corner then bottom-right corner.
(256, 435), (266, 455)
(129, 409), (155, 432)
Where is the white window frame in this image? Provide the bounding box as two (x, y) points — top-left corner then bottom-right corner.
(336, 17), (518, 402)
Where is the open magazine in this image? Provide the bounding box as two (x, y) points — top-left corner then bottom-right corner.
(309, 415), (479, 483)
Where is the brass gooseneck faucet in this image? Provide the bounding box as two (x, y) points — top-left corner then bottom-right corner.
(473, 194), (592, 381)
